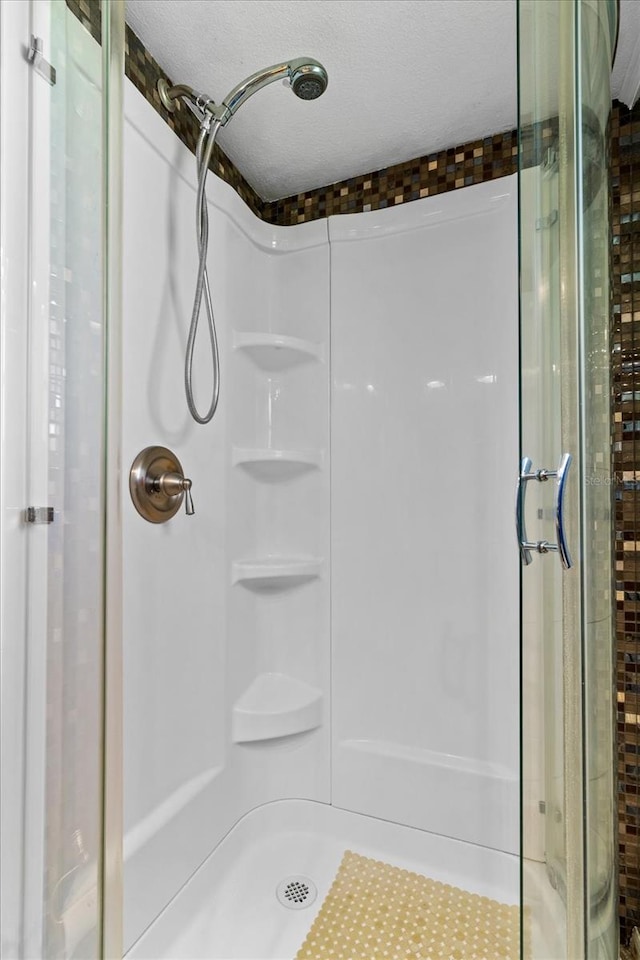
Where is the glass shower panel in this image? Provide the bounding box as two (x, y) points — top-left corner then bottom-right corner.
(518, 4), (570, 952)
(21, 1), (124, 957)
(518, 1), (617, 958)
(43, 5), (103, 955)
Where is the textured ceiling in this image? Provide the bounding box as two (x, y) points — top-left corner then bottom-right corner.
(126, 0), (639, 201)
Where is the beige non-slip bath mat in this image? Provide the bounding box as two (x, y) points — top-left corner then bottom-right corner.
(295, 850), (522, 960)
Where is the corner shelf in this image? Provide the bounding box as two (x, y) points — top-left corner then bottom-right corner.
(232, 673), (323, 743)
(233, 332), (323, 371)
(232, 557), (322, 590)
(232, 447), (323, 481)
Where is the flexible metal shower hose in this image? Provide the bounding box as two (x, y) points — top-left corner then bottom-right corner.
(184, 119), (222, 424)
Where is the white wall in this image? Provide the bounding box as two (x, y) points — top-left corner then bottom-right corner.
(123, 83), (330, 951)
(329, 179), (520, 854)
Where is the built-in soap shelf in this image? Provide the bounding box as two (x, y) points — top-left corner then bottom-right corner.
(232, 672), (323, 743)
(232, 447), (323, 481)
(232, 556), (322, 590)
(233, 332), (323, 371)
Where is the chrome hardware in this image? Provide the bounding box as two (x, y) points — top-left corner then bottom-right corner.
(158, 79), (196, 114)
(516, 457), (533, 565)
(154, 472), (195, 515)
(129, 446), (194, 523)
(156, 56), (327, 130)
(554, 453), (572, 569)
(516, 453), (573, 570)
(183, 479), (195, 516)
(157, 78), (177, 112)
(25, 506), (54, 524)
(27, 35), (56, 86)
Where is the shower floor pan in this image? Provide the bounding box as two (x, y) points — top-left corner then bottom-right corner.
(125, 798), (518, 960)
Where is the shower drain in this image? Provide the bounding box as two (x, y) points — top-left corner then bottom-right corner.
(276, 876), (318, 910)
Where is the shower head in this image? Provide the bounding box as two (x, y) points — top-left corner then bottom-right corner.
(218, 57), (328, 124)
(288, 59), (329, 101)
(157, 57), (328, 127)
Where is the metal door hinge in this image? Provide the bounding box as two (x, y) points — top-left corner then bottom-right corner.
(27, 35), (56, 86)
(25, 507), (54, 524)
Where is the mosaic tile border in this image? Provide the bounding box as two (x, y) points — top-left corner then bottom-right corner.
(612, 97), (640, 947)
(262, 132), (517, 225)
(261, 120), (556, 225)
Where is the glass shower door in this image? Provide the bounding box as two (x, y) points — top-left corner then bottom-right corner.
(518, 1), (617, 958)
(18, 1), (124, 957)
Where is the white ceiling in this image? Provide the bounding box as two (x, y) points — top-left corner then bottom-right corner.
(126, 0), (639, 202)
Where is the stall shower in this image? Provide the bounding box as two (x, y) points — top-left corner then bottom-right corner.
(0, 1), (623, 959)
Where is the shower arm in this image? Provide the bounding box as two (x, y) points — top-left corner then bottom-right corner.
(158, 61), (293, 128)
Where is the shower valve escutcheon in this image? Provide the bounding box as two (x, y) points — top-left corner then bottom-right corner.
(129, 446), (194, 523)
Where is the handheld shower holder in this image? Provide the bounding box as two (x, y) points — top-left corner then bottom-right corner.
(158, 78), (230, 125)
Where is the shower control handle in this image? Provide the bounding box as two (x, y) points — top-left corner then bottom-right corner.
(184, 479), (195, 516)
(155, 473), (195, 516)
(129, 446), (194, 523)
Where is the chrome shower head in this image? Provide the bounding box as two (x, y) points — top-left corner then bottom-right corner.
(288, 58), (329, 101)
(218, 57), (328, 124)
(157, 58), (328, 127)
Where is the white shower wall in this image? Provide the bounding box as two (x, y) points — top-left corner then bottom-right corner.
(123, 80), (519, 951)
(330, 181), (520, 855)
(123, 85), (330, 950)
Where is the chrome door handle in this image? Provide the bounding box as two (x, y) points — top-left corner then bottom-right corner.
(554, 453), (572, 569)
(516, 453), (573, 570)
(516, 457), (533, 566)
